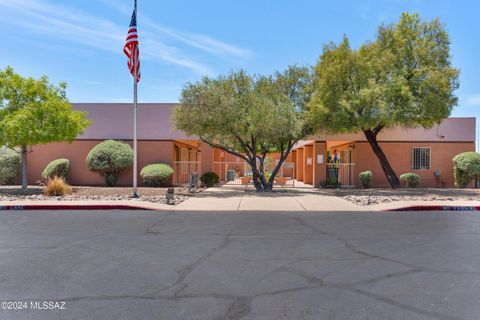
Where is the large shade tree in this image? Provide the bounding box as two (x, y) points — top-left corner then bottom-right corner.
(174, 66), (313, 191)
(0, 66), (91, 190)
(309, 13), (459, 188)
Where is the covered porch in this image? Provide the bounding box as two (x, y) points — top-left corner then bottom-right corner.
(292, 140), (356, 188)
(210, 149), (297, 188)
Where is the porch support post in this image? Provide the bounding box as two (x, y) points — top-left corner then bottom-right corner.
(313, 141), (327, 188)
(200, 143), (214, 175)
(304, 144), (314, 185)
(296, 148), (304, 182)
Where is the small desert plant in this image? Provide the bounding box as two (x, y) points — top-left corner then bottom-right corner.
(400, 173), (420, 188)
(200, 172), (220, 187)
(0, 149), (20, 185)
(452, 152), (480, 188)
(43, 177), (72, 196)
(325, 176), (340, 187)
(140, 163), (174, 187)
(42, 158), (70, 181)
(359, 171), (372, 189)
(86, 140), (133, 186)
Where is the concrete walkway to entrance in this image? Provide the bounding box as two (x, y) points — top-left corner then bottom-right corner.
(174, 185), (368, 212)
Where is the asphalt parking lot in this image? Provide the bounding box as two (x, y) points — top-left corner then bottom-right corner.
(0, 209), (479, 320)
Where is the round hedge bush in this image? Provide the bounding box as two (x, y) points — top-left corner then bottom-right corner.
(359, 171), (372, 189)
(42, 158), (70, 181)
(452, 152), (480, 188)
(200, 172), (220, 187)
(140, 163), (174, 187)
(400, 173), (420, 188)
(0, 149), (20, 185)
(86, 140), (133, 186)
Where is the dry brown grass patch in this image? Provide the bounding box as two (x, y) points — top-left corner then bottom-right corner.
(43, 177), (72, 196)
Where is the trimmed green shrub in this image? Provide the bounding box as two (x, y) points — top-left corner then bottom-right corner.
(453, 152), (480, 188)
(41, 158), (70, 181)
(86, 140), (133, 186)
(0, 149), (20, 185)
(140, 163), (174, 187)
(400, 173), (420, 188)
(359, 171), (372, 188)
(200, 172), (220, 187)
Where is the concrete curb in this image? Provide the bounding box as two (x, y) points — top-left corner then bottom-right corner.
(387, 205), (480, 212)
(2, 199), (480, 212)
(0, 204), (155, 211)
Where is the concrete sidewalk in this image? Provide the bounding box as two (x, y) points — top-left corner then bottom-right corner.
(3, 186), (480, 212)
(0, 187), (368, 212)
(174, 186), (369, 211)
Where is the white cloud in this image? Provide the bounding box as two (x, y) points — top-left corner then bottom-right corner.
(467, 95), (480, 107)
(0, 0), (215, 74)
(142, 19), (252, 59)
(99, 0), (252, 59)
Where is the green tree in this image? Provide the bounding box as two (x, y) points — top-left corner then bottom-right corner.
(309, 13), (459, 188)
(174, 66), (313, 191)
(0, 66), (91, 190)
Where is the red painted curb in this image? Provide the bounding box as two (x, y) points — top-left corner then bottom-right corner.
(0, 204), (153, 211)
(388, 205), (480, 212)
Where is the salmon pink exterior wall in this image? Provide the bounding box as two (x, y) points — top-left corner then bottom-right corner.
(17, 103), (476, 188)
(28, 140), (174, 186)
(313, 142), (327, 187)
(296, 148), (304, 181)
(296, 117), (476, 188)
(352, 142), (475, 188)
(303, 145), (314, 185)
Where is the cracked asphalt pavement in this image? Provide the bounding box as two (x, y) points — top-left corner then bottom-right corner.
(1, 210), (480, 319)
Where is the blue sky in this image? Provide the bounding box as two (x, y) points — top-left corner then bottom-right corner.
(0, 0), (479, 119)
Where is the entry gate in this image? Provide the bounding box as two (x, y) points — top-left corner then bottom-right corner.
(212, 161), (295, 187)
(325, 163), (355, 187)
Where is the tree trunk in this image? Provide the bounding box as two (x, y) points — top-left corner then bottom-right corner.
(250, 163), (270, 192)
(21, 145), (28, 191)
(251, 169), (264, 192)
(363, 129), (401, 188)
(249, 144), (294, 192)
(248, 158), (275, 192)
(199, 137), (295, 192)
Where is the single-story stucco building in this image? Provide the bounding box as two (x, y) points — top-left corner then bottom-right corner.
(25, 103), (476, 188)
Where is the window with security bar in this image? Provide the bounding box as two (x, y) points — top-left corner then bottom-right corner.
(412, 147), (431, 171)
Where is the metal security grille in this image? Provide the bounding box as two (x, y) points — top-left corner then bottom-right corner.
(412, 147), (431, 171)
(172, 161), (201, 185)
(325, 163), (355, 187)
(211, 161), (296, 187)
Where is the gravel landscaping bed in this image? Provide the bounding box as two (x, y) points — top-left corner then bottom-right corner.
(0, 186), (202, 205)
(318, 188), (480, 206)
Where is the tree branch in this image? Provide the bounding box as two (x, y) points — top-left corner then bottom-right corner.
(199, 137), (249, 162)
(372, 124), (384, 137)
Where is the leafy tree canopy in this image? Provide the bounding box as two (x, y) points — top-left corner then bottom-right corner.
(309, 13), (459, 187)
(0, 66), (91, 148)
(174, 66), (313, 191)
(0, 66), (91, 190)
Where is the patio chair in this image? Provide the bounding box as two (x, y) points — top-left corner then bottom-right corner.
(241, 176), (252, 192)
(276, 176), (287, 189)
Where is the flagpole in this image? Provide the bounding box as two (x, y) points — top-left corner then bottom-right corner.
(132, 46), (139, 198)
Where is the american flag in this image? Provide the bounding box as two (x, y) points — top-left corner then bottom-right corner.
(124, 0), (140, 82)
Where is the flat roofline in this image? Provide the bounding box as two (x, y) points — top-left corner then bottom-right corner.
(443, 116), (476, 119)
(72, 102), (179, 106)
(70, 104), (478, 119)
